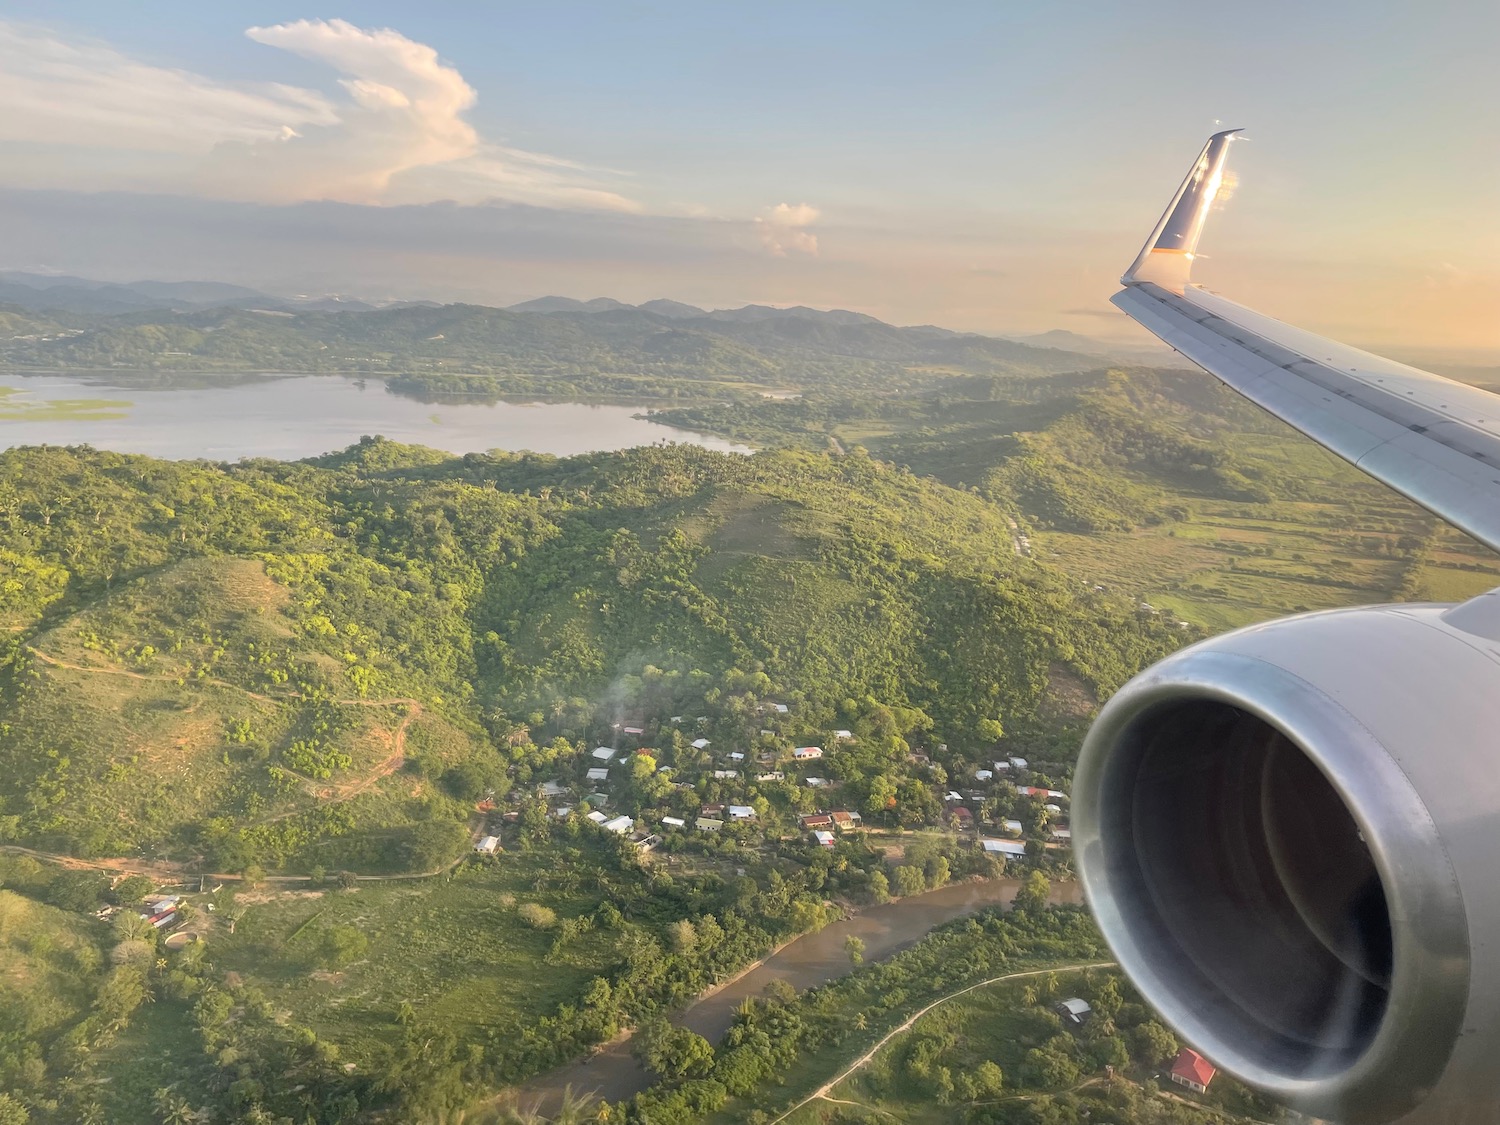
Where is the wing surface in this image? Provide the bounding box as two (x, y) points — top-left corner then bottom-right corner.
(1114, 132), (1500, 554)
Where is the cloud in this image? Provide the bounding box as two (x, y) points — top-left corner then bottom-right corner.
(0, 18), (636, 210)
(755, 202), (820, 256)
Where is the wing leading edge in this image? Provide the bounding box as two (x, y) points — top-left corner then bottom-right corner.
(1113, 133), (1500, 555)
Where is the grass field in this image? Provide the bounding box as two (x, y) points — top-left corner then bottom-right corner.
(210, 853), (619, 1066)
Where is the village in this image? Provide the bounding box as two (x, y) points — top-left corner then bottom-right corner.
(472, 695), (1074, 874)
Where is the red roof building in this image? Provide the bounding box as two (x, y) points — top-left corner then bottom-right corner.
(1169, 1048), (1216, 1094)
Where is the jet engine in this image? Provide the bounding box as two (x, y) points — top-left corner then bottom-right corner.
(1073, 594), (1500, 1125)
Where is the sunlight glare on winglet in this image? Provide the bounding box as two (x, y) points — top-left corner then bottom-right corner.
(1122, 129), (1243, 293)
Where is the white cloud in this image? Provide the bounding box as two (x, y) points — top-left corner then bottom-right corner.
(755, 202), (820, 256)
(0, 18), (636, 210)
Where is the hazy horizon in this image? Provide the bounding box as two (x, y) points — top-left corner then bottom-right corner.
(1, 1), (1495, 351)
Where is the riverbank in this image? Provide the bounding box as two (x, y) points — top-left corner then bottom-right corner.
(509, 875), (1083, 1114)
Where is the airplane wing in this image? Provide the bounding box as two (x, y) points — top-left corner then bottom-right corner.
(1113, 130), (1500, 555)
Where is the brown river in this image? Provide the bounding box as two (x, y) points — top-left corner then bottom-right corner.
(511, 876), (1082, 1113)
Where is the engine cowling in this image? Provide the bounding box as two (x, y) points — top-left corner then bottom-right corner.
(1073, 595), (1500, 1125)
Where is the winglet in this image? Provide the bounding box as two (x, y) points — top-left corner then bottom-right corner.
(1122, 129), (1243, 293)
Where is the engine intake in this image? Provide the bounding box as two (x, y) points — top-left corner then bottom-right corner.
(1074, 599), (1500, 1124)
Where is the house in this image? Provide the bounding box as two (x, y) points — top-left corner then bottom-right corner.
(944, 791), (964, 803)
(1045, 803), (1062, 814)
(769, 703), (789, 714)
(1057, 997), (1092, 1024)
(993, 760), (1010, 771)
(602, 815), (635, 834)
(1050, 825), (1072, 840)
(661, 815), (686, 828)
(696, 817), (724, 832)
(623, 725), (646, 736)
(801, 813), (834, 829)
(1019, 786), (1067, 800)
(713, 769), (740, 779)
(756, 771), (785, 782)
(474, 835), (500, 855)
(804, 777), (829, 788)
(1008, 756), (1029, 769)
(586, 767), (610, 782)
(1169, 1048), (1217, 1094)
(691, 737), (711, 749)
(833, 729), (854, 741)
(792, 746), (823, 760)
(812, 830), (836, 848)
(540, 780), (568, 798)
(591, 747), (617, 762)
(631, 832), (659, 852)
(951, 806), (973, 823)
(729, 751), (746, 761)
(670, 716), (683, 724)
(554, 806), (573, 818)
(587, 810), (608, 824)
(1002, 818), (1024, 836)
(830, 810), (862, 830)
(728, 805), (756, 820)
(975, 769), (994, 781)
(981, 838), (1027, 857)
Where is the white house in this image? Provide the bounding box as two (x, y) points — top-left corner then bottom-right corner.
(540, 780), (568, 798)
(792, 746), (823, 760)
(728, 805), (756, 820)
(756, 771), (785, 782)
(691, 737), (711, 749)
(981, 838), (1027, 857)
(474, 835), (499, 854)
(1007, 756), (1028, 769)
(813, 830), (836, 847)
(661, 815), (686, 828)
(1002, 818), (1024, 836)
(833, 729), (854, 741)
(602, 815), (634, 835)
(1058, 997), (1092, 1024)
(1045, 803), (1062, 813)
(993, 761), (1011, 771)
(587, 810), (608, 824)
(1051, 825), (1072, 840)
(696, 817), (724, 832)
(554, 806), (572, 818)
(713, 769), (740, 779)
(975, 769), (994, 781)
(586, 767), (610, 781)
(944, 791), (964, 803)
(729, 751), (745, 761)
(805, 776), (829, 788)
(592, 747), (617, 761)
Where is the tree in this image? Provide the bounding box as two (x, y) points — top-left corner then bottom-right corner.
(893, 864), (926, 898)
(868, 868), (890, 903)
(844, 935), (865, 965)
(1132, 1020), (1179, 1065)
(338, 869), (359, 889)
(1011, 870), (1051, 915)
(971, 1060), (1004, 1099)
(517, 903), (557, 929)
(634, 1017), (714, 1080)
(0, 1093), (28, 1125)
(111, 874), (155, 904)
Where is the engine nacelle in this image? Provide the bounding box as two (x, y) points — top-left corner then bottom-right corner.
(1073, 595), (1500, 1124)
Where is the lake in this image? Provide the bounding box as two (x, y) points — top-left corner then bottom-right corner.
(0, 371), (750, 460)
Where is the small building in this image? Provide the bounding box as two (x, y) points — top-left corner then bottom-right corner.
(591, 747), (617, 761)
(1008, 756), (1029, 770)
(728, 805), (756, 820)
(993, 760), (1011, 771)
(804, 776), (829, 788)
(602, 815), (634, 835)
(1169, 1048), (1217, 1094)
(801, 813), (834, 829)
(540, 780), (568, 798)
(1045, 803), (1062, 814)
(1002, 818), (1024, 836)
(670, 716), (683, 724)
(587, 810), (608, 824)
(944, 791), (964, 803)
(951, 806), (973, 824)
(1050, 825), (1072, 840)
(1057, 997), (1092, 1024)
(833, 729), (854, 741)
(981, 838), (1027, 857)
(696, 817), (724, 832)
(586, 767), (610, 781)
(661, 815), (686, 828)
(830, 810), (862, 830)
(756, 771), (785, 782)
(812, 830), (836, 848)
(729, 751), (746, 761)
(631, 832), (659, 852)
(712, 769), (740, 779)
(554, 806), (573, 818)
(975, 768), (994, 781)
(474, 835), (500, 855)
(623, 725), (646, 736)
(691, 737), (712, 749)
(769, 703), (789, 714)
(792, 746), (823, 760)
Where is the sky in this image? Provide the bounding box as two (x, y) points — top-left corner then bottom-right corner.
(0, 1), (1496, 352)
